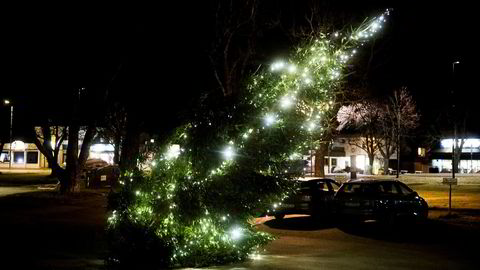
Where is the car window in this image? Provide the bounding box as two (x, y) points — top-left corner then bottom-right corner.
(316, 182), (330, 192)
(328, 181), (340, 192)
(363, 184), (381, 194)
(396, 182), (414, 195)
(379, 182), (400, 194)
(338, 183), (363, 193)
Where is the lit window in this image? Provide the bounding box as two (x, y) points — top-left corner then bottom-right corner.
(418, 147), (426, 157)
(14, 152), (24, 164)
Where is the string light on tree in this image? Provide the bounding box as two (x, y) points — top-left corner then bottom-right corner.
(222, 146), (236, 160)
(107, 9), (391, 268)
(264, 113), (277, 126)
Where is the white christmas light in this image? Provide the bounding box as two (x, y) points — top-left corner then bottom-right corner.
(288, 64), (297, 73)
(307, 122), (316, 131)
(165, 144), (181, 160)
(280, 96), (293, 109)
(270, 61), (285, 71)
(229, 226), (243, 241)
(222, 146), (235, 160)
(264, 114), (277, 126)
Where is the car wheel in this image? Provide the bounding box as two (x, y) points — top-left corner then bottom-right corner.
(274, 214), (285, 220)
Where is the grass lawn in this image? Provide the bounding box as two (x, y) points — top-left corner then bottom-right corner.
(0, 171), (58, 186)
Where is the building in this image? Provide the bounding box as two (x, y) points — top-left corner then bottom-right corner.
(305, 137), (397, 176)
(0, 140), (115, 169)
(430, 138), (480, 173)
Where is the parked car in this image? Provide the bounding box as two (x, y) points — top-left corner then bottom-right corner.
(271, 178), (340, 219)
(334, 180), (428, 224)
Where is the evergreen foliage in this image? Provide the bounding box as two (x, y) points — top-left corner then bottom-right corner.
(107, 10), (390, 268)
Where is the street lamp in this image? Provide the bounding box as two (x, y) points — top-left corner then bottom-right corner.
(3, 100), (13, 169)
(451, 61), (460, 179)
(447, 61), (460, 216)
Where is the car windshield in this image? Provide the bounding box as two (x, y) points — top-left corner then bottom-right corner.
(397, 182), (414, 195)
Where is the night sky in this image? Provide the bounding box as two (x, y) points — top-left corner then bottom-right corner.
(1, 1), (477, 141)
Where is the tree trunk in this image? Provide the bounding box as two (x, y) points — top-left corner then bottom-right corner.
(368, 154), (375, 175)
(383, 157), (390, 175)
(454, 139), (465, 174)
(314, 143), (329, 177)
(120, 113), (141, 172)
(62, 124), (80, 193)
(113, 133), (121, 165)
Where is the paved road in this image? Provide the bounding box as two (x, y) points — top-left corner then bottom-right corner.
(202, 216), (478, 270)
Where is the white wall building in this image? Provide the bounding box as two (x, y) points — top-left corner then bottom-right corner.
(304, 137), (396, 176)
(0, 140), (114, 169)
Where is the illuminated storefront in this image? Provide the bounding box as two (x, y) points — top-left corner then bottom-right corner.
(431, 138), (480, 173)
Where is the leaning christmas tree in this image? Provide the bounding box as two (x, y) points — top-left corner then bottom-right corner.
(107, 10), (390, 268)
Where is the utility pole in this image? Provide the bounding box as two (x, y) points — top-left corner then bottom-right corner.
(396, 109), (401, 178)
(447, 61), (460, 216)
(3, 100), (13, 169)
(9, 105), (13, 169)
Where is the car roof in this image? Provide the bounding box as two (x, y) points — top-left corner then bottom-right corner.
(300, 178), (336, 183)
(297, 178), (340, 186)
(345, 179), (401, 184)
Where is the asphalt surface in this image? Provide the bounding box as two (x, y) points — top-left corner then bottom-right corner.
(204, 216), (479, 270)
(1, 173), (479, 270)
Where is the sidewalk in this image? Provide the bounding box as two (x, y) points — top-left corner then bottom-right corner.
(0, 168), (52, 174)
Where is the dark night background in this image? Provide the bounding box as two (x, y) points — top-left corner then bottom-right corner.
(1, 1), (477, 141)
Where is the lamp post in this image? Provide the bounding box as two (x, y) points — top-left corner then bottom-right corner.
(452, 61), (460, 179)
(3, 100), (13, 169)
(448, 61), (460, 216)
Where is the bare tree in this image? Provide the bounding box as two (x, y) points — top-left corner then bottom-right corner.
(97, 102), (127, 165)
(387, 88), (419, 177)
(337, 89), (419, 176)
(377, 112), (396, 175)
(33, 124), (68, 177)
(32, 89), (98, 193)
(209, 0), (260, 97)
(337, 102), (382, 174)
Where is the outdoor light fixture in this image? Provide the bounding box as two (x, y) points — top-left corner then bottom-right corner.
(3, 100), (10, 105)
